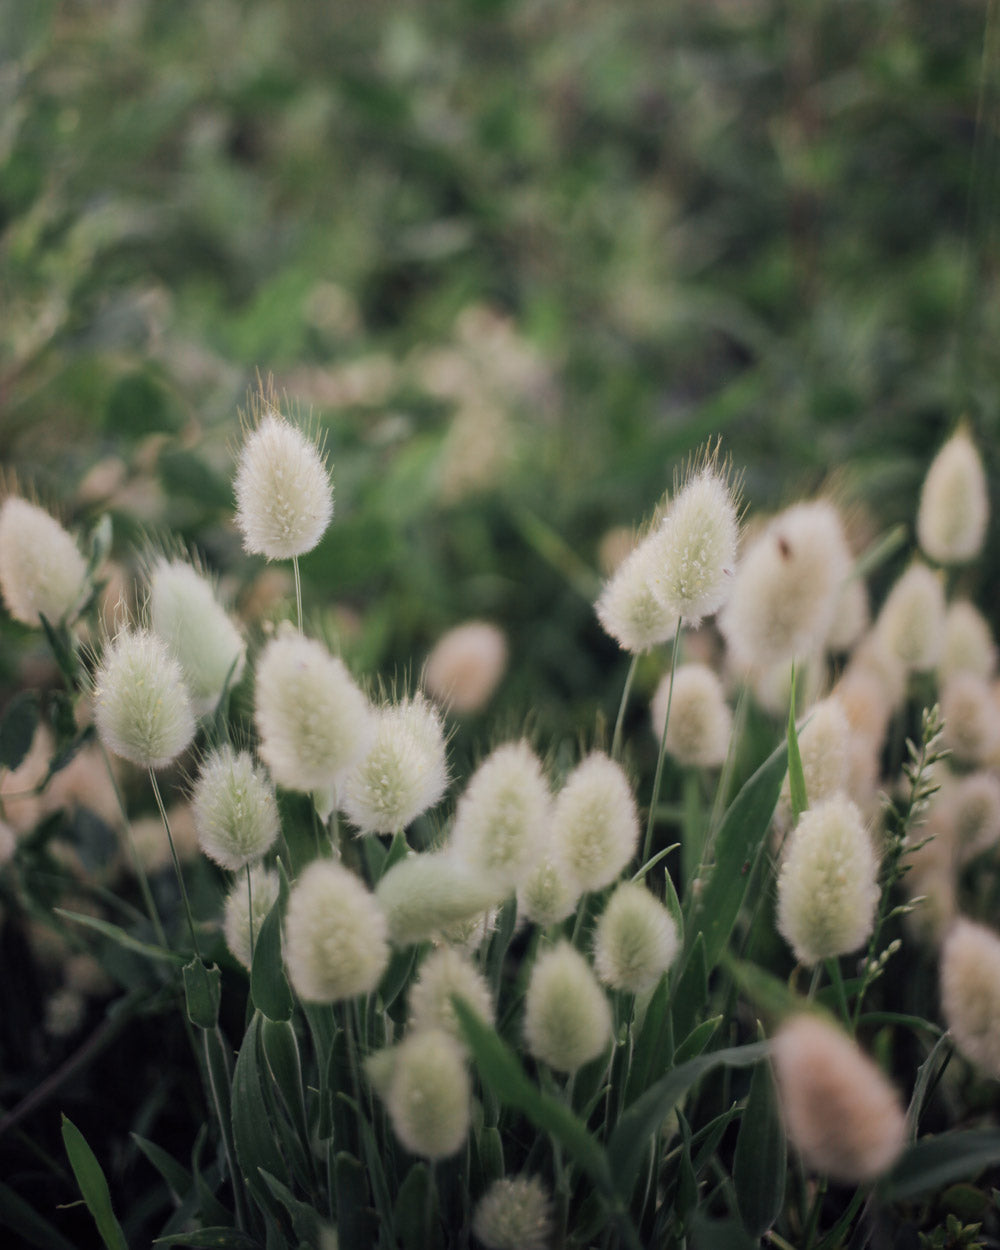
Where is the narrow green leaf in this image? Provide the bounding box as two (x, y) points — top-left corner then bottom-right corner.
(258, 1169), (322, 1244)
(250, 897), (293, 1022)
(231, 1012), (289, 1217)
(688, 734), (788, 972)
(453, 998), (616, 1198)
(671, 932), (708, 1044)
(393, 1161), (443, 1250)
(261, 1018), (309, 1146)
(689, 1210), (760, 1250)
(626, 973), (673, 1103)
(905, 1032), (955, 1141)
(733, 1048), (786, 1237)
(0, 1180), (78, 1250)
(0, 690), (40, 769)
(786, 668), (808, 823)
(200, 1028), (246, 1230)
(334, 1152), (378, 1248)
(154, 1230), (261, 1248)
(609, 1042), (770, 1198)
(39, 615), (80, 686)
(882, 1130), (1000, 1200)
(61, 1115), (128, 1250)
(131, 1133), (193, 1204)
(674, 1015), (721, 1064)
(55, 909), (183, 964)
(183, 958), (222, 1029)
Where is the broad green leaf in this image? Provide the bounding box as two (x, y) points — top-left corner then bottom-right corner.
(394, 1162), (438, 1250)
(334, 1151), (378, 1248)
(251, 896), (293, 1022)
(61, 1115), (128, 1250)
(154, 1230), (260, 1248)
(609, 1041), (770, 1198)
(0, 690), (39, 770)
(55, 909), (183, 964)
(626, 973), (673, 1104)
(261, 1018), (309, 1146)
(882, 1130), (1000, 1200)
(184, 958), (222, 1029)
(131, 1134), (192, 1204)
(0, 1180), (78, 1250)
(674, 1015), (721, 1064)
(687, 734), (788, 972)
(258, 1169), (322, 1244)
(733, 1047), (786, 1237)
(671, 932), (708, 1044)
(231, 1011), (289, 1217)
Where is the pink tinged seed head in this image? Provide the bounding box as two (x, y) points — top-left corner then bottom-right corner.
(917, 429), (988, 565)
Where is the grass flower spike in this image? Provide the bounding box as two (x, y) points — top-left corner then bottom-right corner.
(517, 851), (580, 927)
(234, 407), (333, 559)
(148, 557), (245, 713)
(254, 624), (373, 792)
(941, 600), (997, 680)
(651, 662), (732, 768)
(0, 497), (88, 627)
(223, 864), (279, 969)
(551, 752), (639, 893)
(593, 880), (679, 992)
(940, 918), (1000, 1076)
(648, 457), (740, 626)
(773, 1014), (906, 1183)
(596, 533), (680, 653)
(523, 941), (612, 1073)
(776, 794), (879, 966)
(472, 1176), (554, 1250)
(191, 745), (279, 870)
(917, 428), (988, 565)
(375, 851), (504, 946)
(93, 627), (196, 769)
(423, 620), (508, 712)
(382, 1029), (471, 1160)
(407, 946), (495, 1048)
(283, 859), (389, 1002)
(341, 694), (448, 835)
(875, 562), (945, 672)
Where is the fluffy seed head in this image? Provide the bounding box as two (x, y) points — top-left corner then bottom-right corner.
(940, 919), (1000, 1076)
(375, 851), (505, 947)
(875, 562), (945, 672)
(826, 576), (869, 653)
(93, 628), (196, 769)
(384, 1029), (471, 1160)
(254, 626), (374, 792)
(148, 558), (245, 713)
(776, 795), (879, 966)
(451, 741), (552, 889)
(720, 500), (851, 670)
(593, 881), (679, 993)
(423, 620), (508, 713)
(192, 745), (280, 870)
(224, 864), (280, 970)
(341, 695), (448, 835)
(234, 410), (333, 559)
(408, 946), (495, 1049)
(472, 1176), (554, 1250)
(596, 534), (680, 653)
(524, 941), (612, 1073)
(517, 852), (581, 927)
(952, 771), (1000, 863)
(941, 600), (997, 681)
(651, 663), (732, 769)
(551, 753), (639, 892)
(647, 464), (740, 626)
(283, 860), (389, 1002)
(940, 672), (1000, 765)
(777, 696), (851, 826)
(773, 1014), (906, 1183)
(0, 497), (88, 627)
(917, 429), (989, 565)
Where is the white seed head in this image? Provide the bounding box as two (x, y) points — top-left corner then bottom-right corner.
(148, 558), (245, 714)
(254, 626), (374, 792)
(952, 771), (1000, 863)
(192, 745), (280, 870)
(551, 753), (639, 893)
(941, 919), (1000, 1076)
(451, 741), (552, 889)
(223, 864), (280, 970)
(283, 859), (389, 1002)
(747, 652), (825, 720)
(375, 851), (505, 947)
(408, 946), (495, 1049)
(593, 881), (679, 993)
(234, 411), (333, 559)
(826, 576), (869, 653)
(776, 794), (879, 966)
(423, 620), (508, 713)
(720, 500), (851, 670)
(341, 695), (448, 835)
(875, 562), (945, 673)
(596, 534), (680, 654)
(917, 429), (989, 565)
(472, 1175), (554, 1250)
(777, 696), (851, 825)
(651, 663), (732, 769)
(647, 466), (739, 626)
(517, 851), (581, 927)
(773, 1014), (906, 1183)
(0, 497), (88, 627)
(383, 1029), (471, 1160)
(93, 628), (196, 769)
(940, 672), (1000, 765)
(523, 941), (612, 1074)
(941, 600), (997, 681)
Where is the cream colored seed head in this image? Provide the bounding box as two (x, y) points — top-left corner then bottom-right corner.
(384, 1029), (471, 1160)
(0, 497), (88, 628)
(777, 696), (851, 826)
(941, 919), (1000, 1077)
(551, 752), (639, 893)
(772, 1014), (906, 1183)
(596, 534), (680, 654)
(423, 620), (508, 713)
(407, 945), (495, 1050)
(472, 1175), (554, 1250)
(651, 662), (732, 769)
(940, 672), (1000, 765)
(875, 562), (945, 673)
(592, 881), (679, 993)
(917, 429), (989, 565)
(223, 864), (280, 970)
(523, 941), (612, 1074)
(191, 745), (280, 871)
(375, 851), (505, 947)
(941, 600), (997, 681)
(517, 851), (581, 928)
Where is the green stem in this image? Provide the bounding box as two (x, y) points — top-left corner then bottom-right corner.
(100, 743), (168, 949)
(802, 1176), (828, 1250)
(825, 957), (851, 1032)
(149, 769), (201, 960)
(612, 654), (639, 762)
(292, 553), (303, 633)
(246, 863), (255, 965)
(642, 618), (683, 868)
